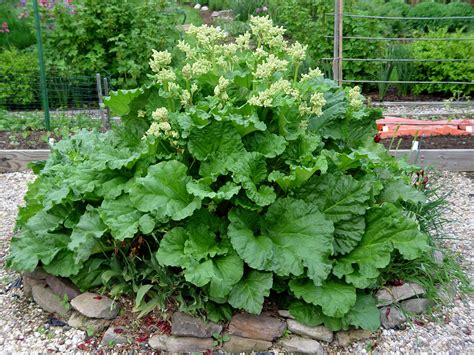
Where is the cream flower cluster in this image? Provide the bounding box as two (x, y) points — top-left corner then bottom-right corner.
(299, 92), (326, 117)
(248, 79), (297, 107)
(214, 76), (230, 101)
(255, 54), (288, 80)
(145, 107), (178, 139)
(186, 24), (226, 48)
(250, 16), (286, 49)
(152, 107), (168, 122)
(348, 86), (363, 109)
(149, 50), (175, 84)
(301, 67), (324, 82)
(287, 42), (307, 63)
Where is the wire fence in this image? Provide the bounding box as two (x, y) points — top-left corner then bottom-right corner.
(326, 1), (474, 100)
(0, 70), (110, 132)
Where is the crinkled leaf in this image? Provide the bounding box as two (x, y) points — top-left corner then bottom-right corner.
(228, 209), (274, 270)
(227, 113), (267, 136)
(243, 131), (287, 158)
(138, 214), (156, 234)
(99, 195), (142, 241)
(264, 198), (334, 285)
(69, 208), (107, 264)
(104, 88), (144, 116)
(289, 300), (342, 330)
(381, 179), (427, 204)
(129, 160), (201, 221)
(187, 178), (240, 201)
(343, 293), (380, 331)
(209, 252), (244, 299)
(289, 279), (357, 318)
(333, 203), (430, 288)
(228, 271), (272, 314)
(43, 249), (82, 277)
(156, 227), (188, 267)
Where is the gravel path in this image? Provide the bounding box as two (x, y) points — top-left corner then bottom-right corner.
(376, 103), (474, 119)
(0, 171), (472, 353)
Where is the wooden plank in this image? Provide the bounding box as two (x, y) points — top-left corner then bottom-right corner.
(391, 149), (474, 172)
(0, 150), (49, 173)
(0, 149), (472, 173)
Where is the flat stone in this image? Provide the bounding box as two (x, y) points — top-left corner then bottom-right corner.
(376, 283), (426, 306)
(23, 276), (46, 298)
(278, 310), (295, 319)
(222, 335), (272, 352)
(46, 276), (80, 300)
(335, 329), (374, 346)
(23, 268), (49, 280)
(380, 307), (407, 329)
(193, 3), (201, 10)
(279, 335), (324, 353)
(32, 285), (69, 316)
(401, 298), (431, 314)
(68, 312), (110, 334)
(200, 6), (208, 11)
(70, 292), (119, 320)
(101, 326), (128, 346)
(287, 319), (333, 342)
(171, 311), (222, 338)
(149, 334), (213, 352)
(228, 313), (286, 341)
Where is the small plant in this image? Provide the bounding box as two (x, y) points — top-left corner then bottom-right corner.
(212, 332), (231, 347)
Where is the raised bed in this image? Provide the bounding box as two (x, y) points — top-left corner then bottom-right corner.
(1, 148), (473, 173)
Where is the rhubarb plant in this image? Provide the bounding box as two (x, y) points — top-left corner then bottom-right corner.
(7, 17), (431, 331)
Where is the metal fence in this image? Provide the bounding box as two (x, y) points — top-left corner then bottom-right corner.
(327, 0), (474, 95)
(0, 70), (110, 131)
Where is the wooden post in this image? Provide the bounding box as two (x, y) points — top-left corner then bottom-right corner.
(333, 0), (343, 86)
(338, 0), (343, 86)
(103, 76), (110, 129)
(96, 73), (107, 130)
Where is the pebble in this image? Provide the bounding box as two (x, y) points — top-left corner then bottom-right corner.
(0, 170), (472, 352)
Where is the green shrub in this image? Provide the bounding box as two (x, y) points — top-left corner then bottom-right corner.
(0, 49), (38, 106)
(408, 2), (474, 33)
(8, 17), (434, 329)
(43, 0), (182, 88)
(411, 29), (474, 96)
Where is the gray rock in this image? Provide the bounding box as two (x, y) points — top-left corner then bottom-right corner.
(433, 250), (444, 266)
(222, 335), (272, 352)
(200, 5), (208, 11)
(193, 3), (201, 10)
(148, 334), (213, 352)
(101, 326), (128, 346)
(68, 312), (110, 334)
(23, 276), (46, 298)
(171, 311), (222, 338)
(376, 283), (426, 306)
(287, 319), (333, 342)
(335, 329), (374, 346)
(32, 285), (69, 316)
(46, 276), (80, 300)
(278, 310), (295, 319)
(279, 335), (324, 353)
(228, 313), (286, 341)
(70, 292), (119, 320)
(401, 298), (431, 314)
(380, 307), (407, 329)
(23, 268), (49, 280)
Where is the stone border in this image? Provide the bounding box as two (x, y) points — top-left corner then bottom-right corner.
(24, 268), (433, 352)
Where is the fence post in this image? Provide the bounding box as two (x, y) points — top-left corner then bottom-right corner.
(32, 0), (51, 131)
(333, 0), (344, 86)
(103, 77), (110, 129)
(96, 73), (107, 130)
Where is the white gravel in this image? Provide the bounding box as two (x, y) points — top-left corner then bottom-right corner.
(0, 170), (472, 352)
(377, 103), (474, 119)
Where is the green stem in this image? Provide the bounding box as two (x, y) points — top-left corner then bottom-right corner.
(293, 63), (300, 84)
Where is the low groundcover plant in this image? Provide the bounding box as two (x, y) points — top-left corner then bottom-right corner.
(7, 16), (432, 331)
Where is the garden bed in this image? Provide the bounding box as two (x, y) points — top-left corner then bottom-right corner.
(381, 134), (474, 150)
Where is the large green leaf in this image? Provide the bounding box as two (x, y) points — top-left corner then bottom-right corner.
(264, 198), (334, 285)
(243, 131), (287, 158)
(129, 160), (201, 221)
(289, 300), (343, 331)
(228, 271), (272, 314)
(99, 195), (143, 241)
(156, 227), (189, 267)
(333, 203), (430, 288)
(381, 179), (427, 204)
(289, 279), (357, 318)
(298, 174), (372, 255)
(343, 293), (380, 331)
(69, 208), (107, 263)
(104, 88), (144, 116)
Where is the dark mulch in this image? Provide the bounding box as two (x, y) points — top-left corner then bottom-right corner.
(381, 134), (474, 150)
(0, 130), (56, 149)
